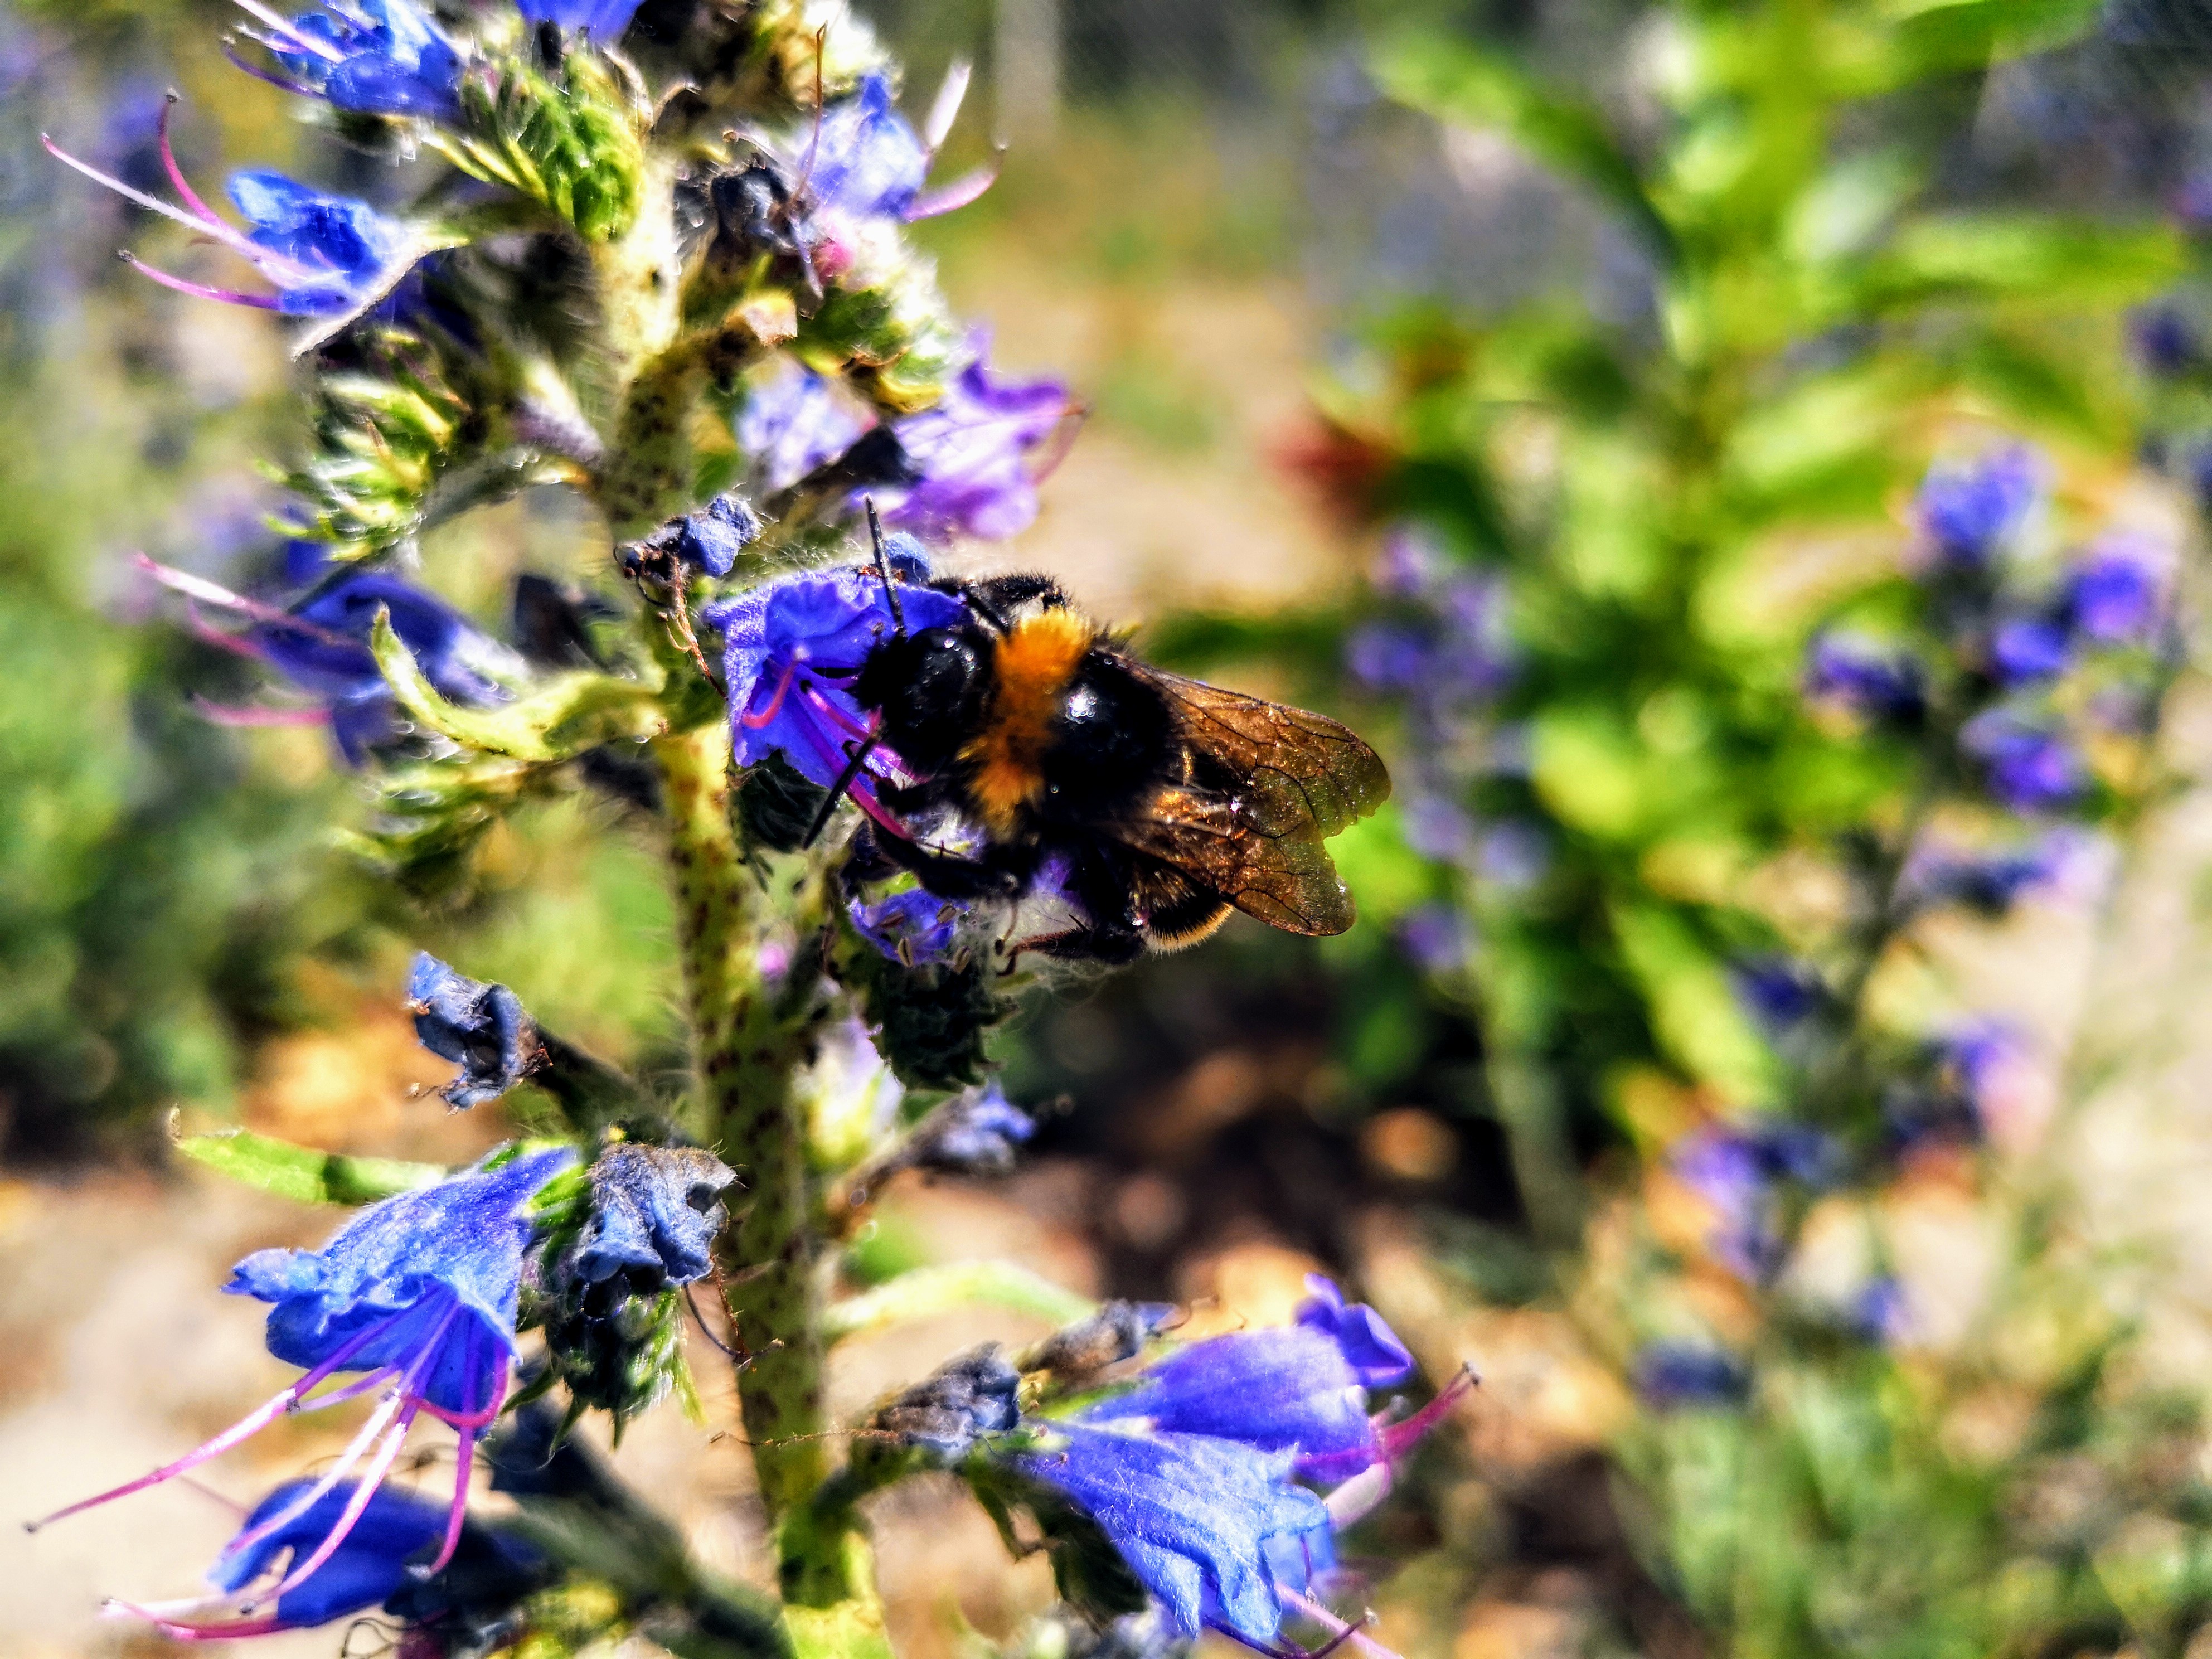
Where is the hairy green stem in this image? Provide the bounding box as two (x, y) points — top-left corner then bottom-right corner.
(656, 725), (865, 1625)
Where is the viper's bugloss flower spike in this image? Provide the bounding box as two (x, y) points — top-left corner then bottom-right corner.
(1080, 1277), (1427, 1484)
(877, 350), (1074, 541)
(229, 0), (463, 121)
(568, 1144), (735, 1289)
(704, 561), (964, 790)
(516, 0), (645, 43)
(138, 557), (519, 764)
(1915, 445), (2042, 569)
(44, 110), (420, 318)
(903, 1081), (1037, 1176)
(1959, 707), (2087, 811)
(408, 954), (540, 1109)
(1803, 631), (1925, 723)
(31, 1147), (578, 1594)
(1017, 1424), (1333, 1650)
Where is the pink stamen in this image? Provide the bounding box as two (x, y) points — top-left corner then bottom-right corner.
(120, 253), (282, 309)
(422, 1424), (476, 1576)
(156, 95), (222, 225)
(232, 0), (346, 61)
(183, 605), (271, 661)
(1275, 1587), (1400, 1659)
(845, 780), (913, 842)
(42, 135), (269, 265)
(191, 698), (331, 729)
(222, 40), (317, 97)
(799, 680), (875, 743)
(295, 1365), (405, 1413)
(1031, 400), (1088, 486)
(921, 59), (972, 153)
(133, 552), (356, 648)
(260, 1406), (418, 1602)
(906, 159), (998, 222)
(739, 656), (801, 729)
(222, 1389), (408, 1556)
(1323, 1462), (1392, 1531)
(105, 1601), (285, 1642)
(1375, 1364), (1477, 1462)
(26, 1303), (408, 1531)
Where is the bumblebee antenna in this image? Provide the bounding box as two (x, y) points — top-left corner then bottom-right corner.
(865, 498), (908, 636)
(802, 735), (881, 848)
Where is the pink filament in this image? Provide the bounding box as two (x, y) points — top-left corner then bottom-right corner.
(121, 253), (282, 309)
(222, 1388), (408, 1557)
(106, 1601), (286, 1643)
(799, 680), (875, 744)
(190, 697), (331, 729)
(906, 161), (998, 223)
(156, 95), (223, 226)
(26, 1299), (407, 1531)
(423, 1424), (476, 1576)
(133, 552), (356, 647)
(1274, 1587), (1400, 1659)
(739, 656), (801, 729)
(258, 1406), (419, 1603)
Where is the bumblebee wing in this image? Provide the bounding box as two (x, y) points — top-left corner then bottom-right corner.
(1125, 662), (1392, 838)
(1116, 785), (1357, 937)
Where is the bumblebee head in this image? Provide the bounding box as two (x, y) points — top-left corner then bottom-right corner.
(853, 624), (991, 775)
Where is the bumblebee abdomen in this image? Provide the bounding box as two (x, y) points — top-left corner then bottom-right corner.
(960, 609), (1097, 835)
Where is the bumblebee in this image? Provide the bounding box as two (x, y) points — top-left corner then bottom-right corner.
(817, 518), (1391, 964)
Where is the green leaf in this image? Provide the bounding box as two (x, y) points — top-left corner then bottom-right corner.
(1609, 902), (1777, 1103)
(172, 1119), (445, 1205)
(1857, 216), (2187, 313)
(1373, 32), (1676, 265)
(371, 608), (667, 763)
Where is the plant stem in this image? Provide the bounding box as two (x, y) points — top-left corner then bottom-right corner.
(655, 724), (861, 1618)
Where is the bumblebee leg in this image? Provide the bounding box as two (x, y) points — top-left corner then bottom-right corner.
(870, 828), (1026, 901)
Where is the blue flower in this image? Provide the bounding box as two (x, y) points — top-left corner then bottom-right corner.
(228, 171), (409, 315)
(850, 886), (963, 965)
(704, 560), (965, 789)
(568, 1143), (735, 1289)
(516, 0), (644, 43)
(2068, 536), (2166, 643)
(878, 351), (1073, 541)
(32, 1148), (577, 1598)
(905, 1082), (1037, 1175)
(139, 557), (519, 764)
(1732, 957), (1826, 1029)
(1634, 1343), (1748, 1409)
(1988, 613), (2073, 683)
(234, 0), (464, 122)
(629, 493), (763, 580)
(408, 953), (540, 1109)
(47, 115), (418, 319)
(807, 74), (933, 221)
(1080, 1277), (1414, 1483)
(1673, 1123), (1836, 1282)
(1916, 445), (2041, 569)
(114, 1481), (447, 1639)
(1018, 1423), (1331, 1648)
(1804, 631), (1927, 722)
(736, 359), (877, 493)
(1345, 622), (1430, 693)
(1900, 836), (2069, 915)
(1960, 708), (2087, 811)
(1395, 902), (1470, 973)
(2130, 304), (2201, 377)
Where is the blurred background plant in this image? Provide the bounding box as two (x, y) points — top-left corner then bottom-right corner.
(17, 1), (2212, 1657)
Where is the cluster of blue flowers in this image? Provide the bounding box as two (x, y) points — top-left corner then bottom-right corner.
(22, 956), (716, 1643)
(1808, 443), (2172, 817)
(1010, 1277), (1469, 1655)
(1342, 526), (1525, 974)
